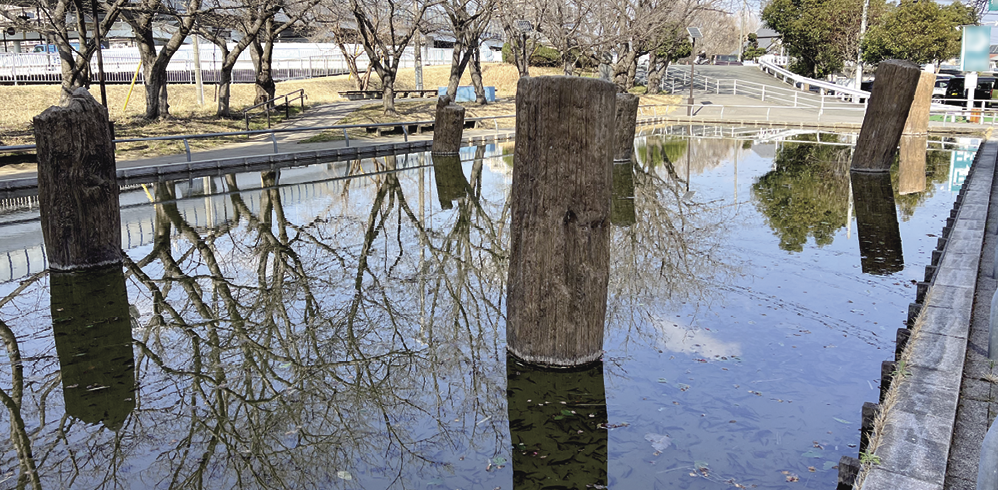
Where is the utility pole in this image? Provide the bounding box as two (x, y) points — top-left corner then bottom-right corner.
(854, 0), (870, 102)
(413, 0), (423, 90)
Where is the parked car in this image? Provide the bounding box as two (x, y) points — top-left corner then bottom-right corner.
(942, 76), (998, 106)
(932, 75), (953, 99)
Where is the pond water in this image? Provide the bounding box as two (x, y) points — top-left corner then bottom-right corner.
(0, 126), (980, 489)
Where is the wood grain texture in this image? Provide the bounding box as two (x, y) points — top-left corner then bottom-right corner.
(851, 60), (922, 172)
(432, 95), (466, 155)
(613, 93), (639, 162)
(33, 88), (121, 270)
(506, 76), (617, 367)
(902, 71), (935, 136)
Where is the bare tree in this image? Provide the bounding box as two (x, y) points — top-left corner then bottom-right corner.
(494, 0), (548, 77)
(349, 0), (428, 115)
(440, 0), (494, 103)
(118, 0), (204, 119)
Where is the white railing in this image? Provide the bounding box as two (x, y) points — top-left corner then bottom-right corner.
(0, 43), (477, 84)
(757, 59), (870, 102)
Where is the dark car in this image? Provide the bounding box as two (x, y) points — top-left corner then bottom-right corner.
(942, 77), (998, 106)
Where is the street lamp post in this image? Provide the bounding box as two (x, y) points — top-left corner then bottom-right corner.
(687, 27), (702, 116)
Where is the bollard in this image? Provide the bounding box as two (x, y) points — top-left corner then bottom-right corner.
(851, 60), (922, 172)
(860, 402), (880, 454)
(990, 290), (998, 360)
(33, 88), (122, 270)
(896, 328), (911, 359)
(432, 94), (466, 155)
(506, 76), (617, 367)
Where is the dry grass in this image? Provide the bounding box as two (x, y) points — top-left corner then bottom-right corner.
(1, 62), (679, 158)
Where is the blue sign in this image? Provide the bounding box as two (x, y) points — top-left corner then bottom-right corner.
(961, 26), (991, 72)
(950, 150), (974, 191)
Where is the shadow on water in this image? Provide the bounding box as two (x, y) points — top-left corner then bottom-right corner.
(851, 171), (904, 275)
(507, 355), (608, 489)
(51, 265), (136, 431)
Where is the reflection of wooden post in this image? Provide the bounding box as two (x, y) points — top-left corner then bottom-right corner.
(432, 154), (468, 209)
(51, 265), (135, 430)
(432, 95), (466, 155)
(506, 76), (616, 367)
(33, 88), (121, 270)
(611, 161), (636, 226)
(851, 172), (904, 275)
(903, 72), (935, 136)
(614, 93), (639, 162)
(898, 135), (927, 195)
(507, 355), (607, 488)
(850, 60), (921, 172)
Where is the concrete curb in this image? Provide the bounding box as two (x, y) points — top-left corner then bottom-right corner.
(857, 138), (998, 489)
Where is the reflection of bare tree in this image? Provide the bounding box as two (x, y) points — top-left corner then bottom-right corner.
(609, 140), (734, 347)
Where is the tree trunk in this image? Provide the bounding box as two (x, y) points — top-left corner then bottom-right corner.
(381, 70), (397, 115)
(646, 52), (662, 94)
(506, 76), (617, 367)
(469, 46), (486, 105)
(33, 88), (121, 270)
(217, 67), (234, 117)
(142, 61), (170, 119)
(446, 32), (471, 100)
(250, 37), (277, 106)
(612, 48), (636, 91)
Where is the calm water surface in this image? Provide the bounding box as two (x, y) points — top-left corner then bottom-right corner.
(0, 127), (979, 489)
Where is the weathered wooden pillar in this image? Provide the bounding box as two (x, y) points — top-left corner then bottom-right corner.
(902, 72), (935, 136)
(614, 93), (639, 163)
(432, 95), (466, 155)
(506, 76), (617, 366)
(852, 171), (904, 275)
(33, 88), (121, 270)
(507, 354), (607, 487)
(611, 161), (636, 226)
(432, 154), (468, 210)
(51, 265), (135, 430)
(850, 60), (922, 172)
(898, 135), (928, 195)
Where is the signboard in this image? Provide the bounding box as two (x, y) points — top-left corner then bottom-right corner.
(961, 25), (991, 72)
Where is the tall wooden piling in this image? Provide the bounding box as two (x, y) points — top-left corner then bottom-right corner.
(432, 95), (466, 155)
(33, 88), (121, 269)
(850, 60), (922, 172)
(902, 71), (935, 136)
(506, 76), (617, 367)
(614, 93), (639, 162)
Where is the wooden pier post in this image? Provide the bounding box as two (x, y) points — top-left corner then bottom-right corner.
(850, 60), (922, 172)
(432, 95), (466, 155)
(614, 93), (639, 162)
(33, 88), (121, 270)
(51, 265), (135, 430)
(507, 354), (607, 487)
(506, 76), (617, 367)
(902, 72), (935, 136)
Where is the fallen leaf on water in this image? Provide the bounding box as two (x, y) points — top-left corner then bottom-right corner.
(644, 433), (672, 452)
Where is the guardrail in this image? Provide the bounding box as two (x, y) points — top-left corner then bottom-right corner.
(756, 59), (871, 101)
(0, 114), (519, 163)
(243, 89), (307, 130)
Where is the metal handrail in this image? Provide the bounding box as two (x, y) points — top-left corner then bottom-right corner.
(0, 114), (519, 162)
(757, 59), (871, 100)
(243, 89), (307, 130)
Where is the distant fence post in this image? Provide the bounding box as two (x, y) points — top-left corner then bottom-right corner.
(432, 94), (466, 155)
(850, 59), (922, 172)
(33, 88), (122, 270)
(506, 76), (617, 367)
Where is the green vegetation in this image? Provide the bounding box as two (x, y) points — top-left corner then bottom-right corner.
(742, 33), (767, 62)
(862, 1), (976, 66)
(762, 0), (887, 78)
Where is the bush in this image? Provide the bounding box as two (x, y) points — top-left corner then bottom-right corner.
(501, 42), (562, 67)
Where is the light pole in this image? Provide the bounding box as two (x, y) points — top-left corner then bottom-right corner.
(687, 27), (702, 116)
(516, 20), (532, 77)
